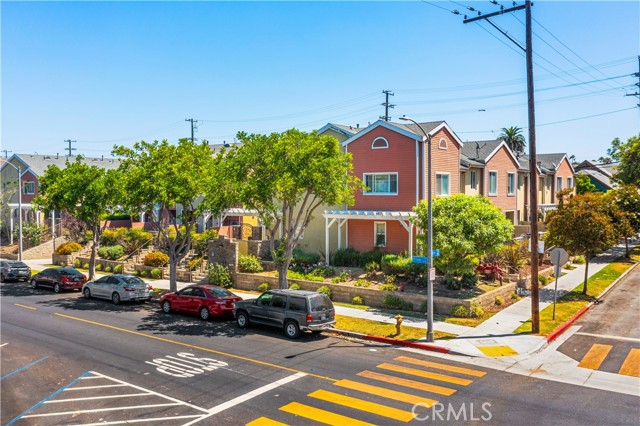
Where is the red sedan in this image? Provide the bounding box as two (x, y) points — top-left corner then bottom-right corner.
(159, 285), (242, 320)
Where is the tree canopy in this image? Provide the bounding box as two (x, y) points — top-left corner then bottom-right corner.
(413, 194), (514, 276)
(575, 173), (597, 194)
(498, 126), (526, 154)
(608, 134), (640, 186)
(611, 185), (640, 256)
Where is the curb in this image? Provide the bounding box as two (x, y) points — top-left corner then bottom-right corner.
(545, 260), (639, 344)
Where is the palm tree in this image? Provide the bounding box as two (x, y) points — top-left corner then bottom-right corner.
(498, 126), (526, 154)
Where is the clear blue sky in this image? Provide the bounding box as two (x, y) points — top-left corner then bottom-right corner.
(2, 1), (639, 162)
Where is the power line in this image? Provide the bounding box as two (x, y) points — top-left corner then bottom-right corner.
(64, 139), (77, 156)
(380, 90), (395, 121)
(185, 118), (198, 142)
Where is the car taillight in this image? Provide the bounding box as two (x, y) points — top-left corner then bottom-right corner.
(123, 286), (136, 292)
(3, 268), (9, 273)
(61, 277), (69, 283)
(147, 285), (153, 290)
(306, 314), (313, 322)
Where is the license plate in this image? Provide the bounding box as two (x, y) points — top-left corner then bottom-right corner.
(320, 315), (326, 320)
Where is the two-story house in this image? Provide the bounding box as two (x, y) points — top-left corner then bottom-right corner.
(574, 160), (617, 192)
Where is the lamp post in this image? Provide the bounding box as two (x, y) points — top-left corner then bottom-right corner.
(400, 115), (434, 342)
(4, 162), (23, 261)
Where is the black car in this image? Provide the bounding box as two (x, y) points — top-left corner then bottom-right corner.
(0, 260), (32, 282)
(30, 267), (87, 293)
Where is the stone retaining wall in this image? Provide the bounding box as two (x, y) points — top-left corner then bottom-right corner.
(76, 257), (126, 272)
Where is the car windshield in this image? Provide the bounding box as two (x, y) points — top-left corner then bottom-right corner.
(309, 294), (333, 312)
(9, 262), (28, 268)
(60, 269), (83, 276)
(122, 276), (144, 285)
(207, 287), (234, 298)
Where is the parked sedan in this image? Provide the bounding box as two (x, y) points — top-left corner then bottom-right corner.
(159, 285), (242, 321)
(0, 260), (31, 282)
(83, 274), (153, 305)
(30, 267), (87, 293)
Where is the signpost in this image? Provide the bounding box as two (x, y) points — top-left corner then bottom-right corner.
(549, 247), (569, 320)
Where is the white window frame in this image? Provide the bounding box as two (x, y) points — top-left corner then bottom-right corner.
(488, 171), (498, 196)
(374, 222), (387, 247)
(556, 176), (563, 192)
(438, 138), (448, 150)
(436, 172), (450, 196)
(507, 172), (516, 196)
(567, 177), (573, 188)
(470, 171), (477, 189)
(371, 137), (389, 150)
(23, 181), (35, 195)
(363, 172), (398, 196)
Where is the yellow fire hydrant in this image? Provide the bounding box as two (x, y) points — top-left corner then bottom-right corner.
(394, 314), (403, 336)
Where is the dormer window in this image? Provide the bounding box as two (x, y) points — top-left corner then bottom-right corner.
(371, 137), (389, 149)
(438, 138), (448, 150)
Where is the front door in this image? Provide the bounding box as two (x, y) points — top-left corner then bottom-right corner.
(251, 293), (273, 323)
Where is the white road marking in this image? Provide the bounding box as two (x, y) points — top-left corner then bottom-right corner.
(79, 375), (103, 380)
(182, 371), (308, 426)
(44, 393), (151, 403)
(21, 403), (182, 418)
(69, 415), (204, 426)
(575, 332), (640, 343)
(64, 384), (128, 391)
(146, 352), (229, 378)
(0, 343), (8, 348)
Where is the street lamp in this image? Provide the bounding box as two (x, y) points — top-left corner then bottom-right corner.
(400, 115), (434, 342)
(4, 162), (23, 261)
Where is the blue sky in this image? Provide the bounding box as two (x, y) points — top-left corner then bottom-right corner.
(2, 1), (639, 162)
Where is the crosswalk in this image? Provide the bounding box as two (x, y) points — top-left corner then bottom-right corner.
(246, 355), (487, 426)
(578, 344), (640, 377)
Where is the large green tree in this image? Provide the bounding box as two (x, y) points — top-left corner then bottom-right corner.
(545, 192), (622, 295)
(413, 194), (514, 277)
(608, 134), (640, 185)
(575, 173), (597, 194)
(498, 126), (526, 154)
(225, 129), (361, 288)
(113, 139), (230, 292)
(33, 157), (122, 280)
(611, 185), (640, 257)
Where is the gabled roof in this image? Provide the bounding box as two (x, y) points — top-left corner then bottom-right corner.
(317, 123), (366, 138)
(1, 154), (120, 177)
(577, 168), (614, 189)
(517, 155), (544, 174)
(340, 119), (463, 147)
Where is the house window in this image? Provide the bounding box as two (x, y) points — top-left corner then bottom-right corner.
(436, 173), (450, 196)
(23, 181), (35, 195)
(556, 177), (563, 192)
(364, 173), (398, 195)
(567, 177), (573, 188)
(371, 137), (389, 149)
(507, 172), (515, 196)
(489, 171), (498, 196)
(438, 138), (448, 150)
(470, 171), (477, 189)
(374, 222), (386, 247)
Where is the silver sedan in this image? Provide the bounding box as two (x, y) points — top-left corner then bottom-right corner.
(82, 274), (152, 305)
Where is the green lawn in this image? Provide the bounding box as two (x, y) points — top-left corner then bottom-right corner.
(335, 314), (456, 341)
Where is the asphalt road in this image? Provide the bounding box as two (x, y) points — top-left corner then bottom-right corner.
(558, 263), (640, 377)
(1, 281), (639, 426)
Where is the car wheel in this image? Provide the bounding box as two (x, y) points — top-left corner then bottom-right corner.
(284, 320), (301, 339)
(83, 288), (91, 299)
(53, 283), (61, 293)
(162, 300), (171, 313)
(236, 311), (249, 328)
(199, 307), (210, 321)
(30, 279), (37, 289)
(111, 292), (121, 305)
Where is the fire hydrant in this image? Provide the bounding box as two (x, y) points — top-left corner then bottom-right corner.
(394, 314), (403, 336)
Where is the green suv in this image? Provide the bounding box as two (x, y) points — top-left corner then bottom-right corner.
(233, 289), (336, 339)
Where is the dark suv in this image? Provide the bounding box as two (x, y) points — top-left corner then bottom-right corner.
(0, 260), (31, 282)
(233, 289), (336, 339)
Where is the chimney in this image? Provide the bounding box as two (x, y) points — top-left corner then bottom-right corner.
(357, 124), (359, 128)
(56, 153), (59, 159)
(101, 155), (104, 161)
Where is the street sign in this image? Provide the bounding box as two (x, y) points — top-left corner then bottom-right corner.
(550, 248), (569, 266)
(430, 267), (436, 281)
(412, 256), (428, 264)
(432, 249), (440, 257)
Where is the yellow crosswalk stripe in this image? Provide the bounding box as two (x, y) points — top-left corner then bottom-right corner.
(394, 356), (487, 377)
(357, 370), (457, 396)
(333, 379), (438, 407)
(308, 389), (415, 422)
(578, 344), (612, 370)
(618, 348), (640, 377)
(246, 417), (289, 426)
(280, 401), (374, 426)
(377, 363), (473, 386)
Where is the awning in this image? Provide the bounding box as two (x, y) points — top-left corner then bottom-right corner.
(323, 210), (416, 220)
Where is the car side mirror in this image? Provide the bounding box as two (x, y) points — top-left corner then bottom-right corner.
(253, 299), (258, 305)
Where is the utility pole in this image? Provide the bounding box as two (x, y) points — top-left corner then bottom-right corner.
(625, 55), (640, 108)
(380, 90), (395, 121)
(1, 150), (12, 158)
(464, 1), (541, 333)
(185, 118), (198, 142)
(64, 140), (77, 156)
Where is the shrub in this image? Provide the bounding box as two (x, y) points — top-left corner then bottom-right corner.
(495, 295), (505, 306)
(354, 279), (370, 288)
(55, 242), (82, 255)
(381, 254), (410, 275)
(309, 266), (335, 278)
(289, 270), (324, 282)
(59, 261), (67, 267)
(207, 263), (233, 288)
(331, 247), (361, 267)
(364, 261), (379, 279)
(381, 283), (398, 291)
(83, 230), (94, 244)
(100, 229), (119, 247)
(500, 240), (529, 274)
(317, 285), (332, 299)
(292, 248), (321, 267)
(73, 259), (81, 268)
(442, 274), (462, 290)
(150, 268), (162, 279)
(511, 292), (521, 300)
(139, 269), (148, 277)
(289, 283), (301, 290)
(95, 263), (103, 271)
(419, 300), (429, 313)
(257, 283), (270, 293)
(114, 264), (123, 273)
(192, 229), (219, 257)
(134, 270), (141, 276)
(539, 275), (549, 286)
(360, 249), (384, 267)
(470, 302), (484, 318)
(385, 274), (396, 285)
(573, 255), (586, 264)
(83, 263), (89, 269)
(382, 294), (412, 311)
(144, 251), (169, 267)
(450, 305), (469, 318)
(98, 245), (124, 260)
(187, 257), (204, 271)
(352, 296), (365, 305)
(104, 266), (112, 273)
(238, 254), (263, 273)
(460, 273), (478, 289)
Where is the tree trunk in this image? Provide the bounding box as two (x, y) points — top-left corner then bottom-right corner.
(89, 223), (98, 281)
(625, 237), (629, 258)
(169, 254), (178, 293)
(582, 257), (589, 295)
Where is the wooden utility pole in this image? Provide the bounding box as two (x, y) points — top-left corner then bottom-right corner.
(464, 0), (540, 333)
